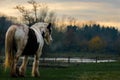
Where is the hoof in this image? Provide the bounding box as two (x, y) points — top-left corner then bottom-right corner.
(17, 71), (25, 77)
(32, 73), (40, 77)
(11, 74), (18, 78)
(17, 72), (25, 77)
(10, 67), (19, 77)
(19, 74), (25, 77)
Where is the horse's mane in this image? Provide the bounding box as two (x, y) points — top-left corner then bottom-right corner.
(31, 22), (48, 28)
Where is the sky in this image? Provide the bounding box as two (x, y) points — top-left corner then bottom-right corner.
(0, 0), (120, 29)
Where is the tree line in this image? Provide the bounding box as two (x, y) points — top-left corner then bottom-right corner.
(48, 24), (120, 55)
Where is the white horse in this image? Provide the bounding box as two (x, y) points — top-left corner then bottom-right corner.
(4, 22), (52, 77)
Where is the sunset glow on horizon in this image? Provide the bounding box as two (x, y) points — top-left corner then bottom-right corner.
(0, 0), (120, 29)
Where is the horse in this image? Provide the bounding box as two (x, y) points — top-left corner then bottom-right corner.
(4, 22), (52, 77)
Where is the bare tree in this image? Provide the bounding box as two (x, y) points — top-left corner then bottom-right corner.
(46, 10), (56, 25)
(28, 0), (40, 22)
(15, 5), (34, 26)
(38, 3), (48, 22)
(15, 0), (56, 26)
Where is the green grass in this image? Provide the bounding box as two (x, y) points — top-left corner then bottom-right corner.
(0, 62), (120, 80)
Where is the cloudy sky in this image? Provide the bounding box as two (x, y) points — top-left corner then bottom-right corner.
(0, 0), (120, 28)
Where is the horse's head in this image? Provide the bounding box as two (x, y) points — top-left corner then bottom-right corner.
(31, 22), (53, 45)
(41, 23), (53, 45)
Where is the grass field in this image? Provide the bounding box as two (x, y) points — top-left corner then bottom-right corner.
(0, 62), (120, 80)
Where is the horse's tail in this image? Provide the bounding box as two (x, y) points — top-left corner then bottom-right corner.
(4, 26), (16, 70)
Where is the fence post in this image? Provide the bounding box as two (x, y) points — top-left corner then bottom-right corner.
(55, 57), (57, 63)
(96, 56), (98, 63)
(68, 56), (70, 64)
(81, 56), (84, 63)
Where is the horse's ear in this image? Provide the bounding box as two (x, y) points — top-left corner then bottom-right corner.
(47, 23), (52, 29)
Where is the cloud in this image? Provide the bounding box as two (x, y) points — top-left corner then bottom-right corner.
(47, 1), (120, 26)
(48, 1), (119, 14)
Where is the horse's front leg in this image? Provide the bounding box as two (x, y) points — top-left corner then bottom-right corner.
(19, 56), (28, 77)
(32, 52), (41, 77)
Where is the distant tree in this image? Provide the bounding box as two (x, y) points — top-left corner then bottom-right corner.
(63, 26), (80, 52)
(79, 40), (88, 52)
(113, 36), (120, 54)
(88, 36), (106, 53)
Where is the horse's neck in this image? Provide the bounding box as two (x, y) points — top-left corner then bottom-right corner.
(31, 26), (40, 33)
(30, 27), (44, 42)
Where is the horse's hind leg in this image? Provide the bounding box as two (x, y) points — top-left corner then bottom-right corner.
(19, 56), (28, 77)
(11, 41), (26, 77)
(11, 50), (23, 77)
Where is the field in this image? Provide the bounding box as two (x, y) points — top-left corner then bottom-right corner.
(0, 62), (120, 80)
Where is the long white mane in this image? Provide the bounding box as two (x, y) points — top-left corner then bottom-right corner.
(31, 22), (49, 29)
